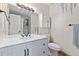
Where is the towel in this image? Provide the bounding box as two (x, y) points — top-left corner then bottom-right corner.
(73, 24), (79, 47)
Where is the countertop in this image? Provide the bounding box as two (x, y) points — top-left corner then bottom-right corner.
(0, 34), (47, 48)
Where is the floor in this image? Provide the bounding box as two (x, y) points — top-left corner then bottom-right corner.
(58, 51), (70, 56)
(50, 51), (70, 56)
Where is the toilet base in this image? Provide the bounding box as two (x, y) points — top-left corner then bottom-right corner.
(49, 48), (59, 56)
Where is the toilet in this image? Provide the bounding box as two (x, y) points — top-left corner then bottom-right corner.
(48, 43), (61, 56)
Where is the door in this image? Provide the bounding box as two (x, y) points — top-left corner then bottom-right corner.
(1, 43), (26, 56)
(26, 39), (48, 56)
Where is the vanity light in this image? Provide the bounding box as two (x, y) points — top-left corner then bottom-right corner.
(16, 3), (35, 12)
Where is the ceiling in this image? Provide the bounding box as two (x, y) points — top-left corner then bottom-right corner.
(44, 3), (54, 6)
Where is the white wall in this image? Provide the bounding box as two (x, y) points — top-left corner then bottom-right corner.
(0, 12), (8, 39)
(49, 3), (79, 56)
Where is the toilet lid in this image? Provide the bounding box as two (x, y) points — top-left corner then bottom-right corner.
(48, 43), (61, 51)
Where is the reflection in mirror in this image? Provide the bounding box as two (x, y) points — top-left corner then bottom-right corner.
(23, 17), (31, 37)
(8, 14), (22, 35)
(8, 14), (31, 37)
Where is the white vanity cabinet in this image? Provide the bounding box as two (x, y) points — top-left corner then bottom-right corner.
(0, 37), (48, 56)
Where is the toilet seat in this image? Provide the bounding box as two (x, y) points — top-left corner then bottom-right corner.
(48, 43), (61, 51)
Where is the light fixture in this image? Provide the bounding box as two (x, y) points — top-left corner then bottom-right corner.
(16, 3), (35, 12)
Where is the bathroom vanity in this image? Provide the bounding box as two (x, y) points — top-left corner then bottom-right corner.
(0, 34), (48, 56)
(0, 4), (48, 56)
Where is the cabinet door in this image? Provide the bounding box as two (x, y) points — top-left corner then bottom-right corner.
(1, 47), (8, 56)
(1, 43), (26, 56)
(9, 44), (25, 56)
(26, 39), (48, 56)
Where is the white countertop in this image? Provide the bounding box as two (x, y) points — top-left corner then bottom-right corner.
(0, 34), (47, 48)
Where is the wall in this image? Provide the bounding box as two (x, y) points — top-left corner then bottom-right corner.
(49, 3), (79, 56)
(0, 12), (8, 39)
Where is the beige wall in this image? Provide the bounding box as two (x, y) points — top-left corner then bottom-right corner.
(49, 3), (79, 56)
(0, 3), (8, 12)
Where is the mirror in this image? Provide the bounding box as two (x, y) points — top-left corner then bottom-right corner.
(7, 4), (31, 36)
